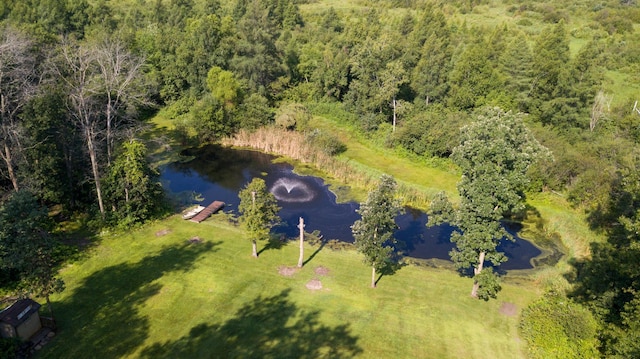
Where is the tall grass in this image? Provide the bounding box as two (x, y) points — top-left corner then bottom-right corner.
(223, 127), (432, 208)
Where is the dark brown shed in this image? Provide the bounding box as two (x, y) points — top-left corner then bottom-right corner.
(0, 298), (42, 340)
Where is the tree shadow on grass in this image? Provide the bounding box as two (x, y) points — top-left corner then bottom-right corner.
(303, 239), (326, 267)
(257, 234), (287, 256)
(140, 289), (362, 359)
(375, 257), (407, 287)
(42, 241), (220, 359)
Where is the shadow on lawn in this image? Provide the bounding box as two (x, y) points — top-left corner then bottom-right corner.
(140, 289), (362, 359)
(43, 241), (220, 358)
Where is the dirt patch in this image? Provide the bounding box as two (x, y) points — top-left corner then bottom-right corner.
(156, 229), (171, 237)
(314, 266), (330, 276)
(188, 236), (203, 244)
(306, 279), (323, 291)
(278, 266), (298, 277)
(499, 302), (518, 316)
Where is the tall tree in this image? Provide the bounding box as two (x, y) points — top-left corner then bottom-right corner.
(429, 108), (550, 299)
(0, 28), (38, 192)
(238, 178), (280, 257)
(571, 162), (640, 356)
(447, 39), (501, 110)
(55, 38), (106, 216)
(499, 32), (534, 112)
(232, 0), (282, 97)
(351, 174), (402, 288)
(94, 37), (147, 165)
(529, 22), (570, 125)
(0, 190), (64, 318)
(103, 138), (164, 227)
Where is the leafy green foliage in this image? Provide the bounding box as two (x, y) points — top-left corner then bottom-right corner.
(520, 295), (599, 359)
(0, 337), (20, 359)
(275, 102), (312, 130)
(238, 178), (280, 257)
(305, 129), (346, 156)
(352, 175), (402, 287)
(206, 66), (242, 109)
(0, 191), (64, 309)
(429, 108), (550, 299)
(103, 139), (165, 228)
(571, 163), (640, 356)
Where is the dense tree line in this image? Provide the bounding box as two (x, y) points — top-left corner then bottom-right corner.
(1, 0), (640, 355)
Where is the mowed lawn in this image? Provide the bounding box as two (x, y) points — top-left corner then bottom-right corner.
(40, 215), (536, 358)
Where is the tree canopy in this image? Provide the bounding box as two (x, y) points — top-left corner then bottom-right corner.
(352, 174), (402, 288)
(238, 177), (280, 258)
(429, 108), (550, 300)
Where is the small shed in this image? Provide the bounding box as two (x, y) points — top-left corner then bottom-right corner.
(0, 299), (42, 340)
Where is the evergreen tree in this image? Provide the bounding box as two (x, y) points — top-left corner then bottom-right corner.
(351, 175), (402, 288)
(232, 0), (282, 98)
(447, 39), (501, 110)
(529, 22), (570, 125)
(499, 32), (534, 112)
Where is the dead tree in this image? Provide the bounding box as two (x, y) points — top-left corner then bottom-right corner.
(0, 28), (38, 191)
(297, 217), (305, 268)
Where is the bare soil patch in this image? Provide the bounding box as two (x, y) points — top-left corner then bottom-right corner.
(156, 229), (172, 237)
(314, 266), (330, 276)
(278, 266), (298, 277)
(188, 236), (203, 244)
(499, 302), (518, 316)
(306, 279), (323, 290)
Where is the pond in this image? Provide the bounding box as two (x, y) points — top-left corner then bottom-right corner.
(161, 145), (542, 270)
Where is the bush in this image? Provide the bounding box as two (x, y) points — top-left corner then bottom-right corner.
(275, 103), (312, 130)
(0, 337), (20, 359)
(519, 295), (599, 359)
(305, 129), (347, 156)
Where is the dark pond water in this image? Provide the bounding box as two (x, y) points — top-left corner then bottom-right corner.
(161, 145), (542, 270)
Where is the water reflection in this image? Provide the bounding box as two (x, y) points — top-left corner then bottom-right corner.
(161, 145), (542, 270)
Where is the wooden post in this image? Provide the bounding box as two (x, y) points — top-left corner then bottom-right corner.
(297, 217), (305, 268)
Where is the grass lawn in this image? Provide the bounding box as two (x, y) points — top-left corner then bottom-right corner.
(306, 110), (460, 200)
(40, 215), (536, 359)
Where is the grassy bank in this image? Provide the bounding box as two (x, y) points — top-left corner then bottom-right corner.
(41, 216), (535, 359)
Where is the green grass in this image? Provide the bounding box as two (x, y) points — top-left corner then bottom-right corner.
(307, 111), (460, 200)
(40, 215), (536, 359)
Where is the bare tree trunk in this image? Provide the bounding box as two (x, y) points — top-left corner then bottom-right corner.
(371, 266), (376, 288)
(392, 96), (397, 133)
(86, 130), (105, 216)
(106, 101), (113, 165)
(2, 141), (19, 191)
(297, 217), (305, 268)
(471, 251), (486, 298)
(252, 239), (258, 258)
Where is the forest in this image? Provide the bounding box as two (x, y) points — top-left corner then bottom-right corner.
(0, 0), (639, 357)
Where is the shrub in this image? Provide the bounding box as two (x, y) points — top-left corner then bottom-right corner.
(275, 103), (312, 130)
(305, 129), (347, 156)
(519, 295), (599, 359)
(0, 337), (20, 359)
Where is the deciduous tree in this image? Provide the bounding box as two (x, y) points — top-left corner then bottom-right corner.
(104, 138), (164, 227)
(0, 190), (64, 318)
(238, 178), (280, 257)
(0, 28), (38, 192)
(351, 174), (402, 288)
(429, 108), (550, 299)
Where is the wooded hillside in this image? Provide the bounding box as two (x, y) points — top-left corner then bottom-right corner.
(1, 0), (640, 356)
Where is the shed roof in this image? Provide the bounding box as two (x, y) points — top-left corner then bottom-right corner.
(0, 299), (41, 327)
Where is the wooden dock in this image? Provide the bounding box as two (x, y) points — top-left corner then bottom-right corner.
(190, 201), (225, 223)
